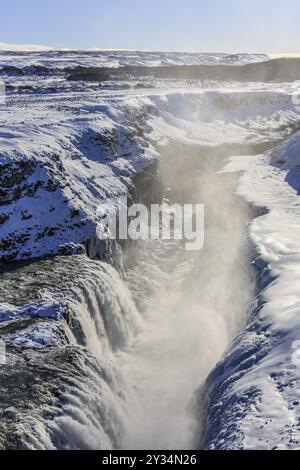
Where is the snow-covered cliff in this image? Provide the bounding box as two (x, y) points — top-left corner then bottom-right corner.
(201, 132), (300, 450)
(0, 94), (157, 263)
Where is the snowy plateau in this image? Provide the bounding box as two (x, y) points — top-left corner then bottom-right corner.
(0, 50), (300, 450)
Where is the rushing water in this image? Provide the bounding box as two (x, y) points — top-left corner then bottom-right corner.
(0, 142), (255, 450)
(119, 143), (255, 449)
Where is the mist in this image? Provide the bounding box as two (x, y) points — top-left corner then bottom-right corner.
(119, 142), (255, 450)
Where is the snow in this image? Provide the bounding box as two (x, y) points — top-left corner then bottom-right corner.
(203, 132), (300, 450)
(147, 89), (300, 148)
(0, 302), (66, 322)
(9, 322), (66, 349)
(0, 49), (268, 70)
(269, 52), (300, 59)
(1, 49), (300, 449)
(0, 93), (158, 262)
(2, 84), (300, 263)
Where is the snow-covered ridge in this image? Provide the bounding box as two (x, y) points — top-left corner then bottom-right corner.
(0, 50), (269, 70)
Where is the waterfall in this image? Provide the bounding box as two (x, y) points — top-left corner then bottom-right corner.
(118, 142), (255, 450)
(2, 136), (256, 451)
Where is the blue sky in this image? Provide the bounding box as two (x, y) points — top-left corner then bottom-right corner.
(1, 0), (300, 53)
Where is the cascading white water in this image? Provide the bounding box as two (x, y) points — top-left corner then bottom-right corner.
(66, 261), (143, 355)
(118, 143), (255, 450)
(19, 141), (255, 451)
(19, 259), (143, 450)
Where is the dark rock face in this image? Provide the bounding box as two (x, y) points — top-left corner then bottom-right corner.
(67, 67), (111, 82)
(0, 151), (86, 264)
(0, 65), (24, 76)
(65, 58), (300, 83)
(0, 161), (40, 207)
